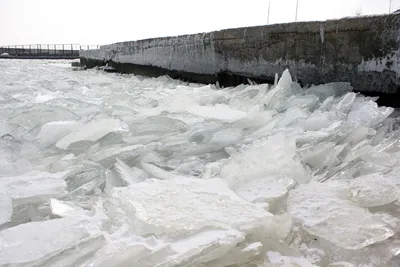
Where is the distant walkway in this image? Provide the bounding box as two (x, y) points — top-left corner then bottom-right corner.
(0, 44), (99, 59)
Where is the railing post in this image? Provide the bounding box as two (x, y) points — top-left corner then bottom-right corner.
(47, 44), (50, 55)
(29, 45), (32, 55)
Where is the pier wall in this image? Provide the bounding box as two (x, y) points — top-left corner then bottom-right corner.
(80, 14), (400, 96)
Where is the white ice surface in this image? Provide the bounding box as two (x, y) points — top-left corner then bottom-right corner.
(1, 60), (400, 266)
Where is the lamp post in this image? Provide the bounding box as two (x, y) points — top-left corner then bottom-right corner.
(267, 1), (271, 24)
(295, 0), (299, 22)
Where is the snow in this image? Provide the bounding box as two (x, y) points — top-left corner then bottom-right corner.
(1, 59), (400, 266)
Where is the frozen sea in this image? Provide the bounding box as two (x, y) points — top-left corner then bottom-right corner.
(1, 59), (400, 267)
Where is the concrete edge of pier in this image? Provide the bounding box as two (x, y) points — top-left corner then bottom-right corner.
(80, 14), (400, 106)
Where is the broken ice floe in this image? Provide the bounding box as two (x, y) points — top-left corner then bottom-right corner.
(1, 60), (400, 266)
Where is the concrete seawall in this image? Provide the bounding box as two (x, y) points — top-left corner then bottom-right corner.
(80, 14), (400, 103)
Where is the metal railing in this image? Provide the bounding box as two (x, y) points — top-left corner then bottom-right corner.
(0, 44), (101, 59)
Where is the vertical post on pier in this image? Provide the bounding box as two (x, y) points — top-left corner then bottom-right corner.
(47, 44), (50, 55)
(39, 44), (42, 56)
(62, 44), (64, 56)
(295, 0), (299, 22)
(267, 1), (271, 24)
(389, 0), (392, 12)
(54, 44), (56, 56)
(87, 45), (89, 50)
(71, 44), (73, 57)
(8, 46), (10, 55)
(29, 45), (31, 55)
(15, 45), (17, 56)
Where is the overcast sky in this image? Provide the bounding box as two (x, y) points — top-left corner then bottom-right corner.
(0, 0), (399, 46)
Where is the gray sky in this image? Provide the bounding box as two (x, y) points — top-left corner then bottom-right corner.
(0, 0), (399, 46)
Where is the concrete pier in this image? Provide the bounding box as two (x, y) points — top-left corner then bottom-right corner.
(80, 14), (400, 104)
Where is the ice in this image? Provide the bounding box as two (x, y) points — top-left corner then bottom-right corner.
(220, 133), (310, 186)
(0, 218), (105, 266)
(50, 198), (87, 217)
(111, 178), (272, 237)
(299, 111), (331, 131)
(234, 176), (295, 213)
(0, 193), (12, 226)
(288, 181), (395, 250)
(346, 173), (399, 208)
(345, 98), (394, 129)
(36, 120), (83, 147)
(263, 251), (318, 267)
(114, 158), (147, 185)
(0, 171), (67, 206)
(89, 144), (144, 167)
(56, 118), (129, 150)
(1, 60), (400, 266)
(186, 104), (247, 122)
(305, 82), (353, 101)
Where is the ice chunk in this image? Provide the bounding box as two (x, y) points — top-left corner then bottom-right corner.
(264, 251), (318, 267)
(0, 218), (104, 266)
(288, 182), (394, 250)
(186, 104), (247, 122)
(346, 173), (399, 208)
(56, 118), (129, 150)
(181, 128), (243, 156)
(0, 171), (67, 206)
(36, 120), (83, 147)
(234, 110), (275, 129)
(220, 133), (310, 186)
(115, 158), (147, 185)
(0, 193), (12, 226)
(335, 93), (356, 115)
(111, 178), (272, 237)
(89, 144), (144, 167)
(167, 229), (246, 266)
(341, 125), (375, 145)
(82, 241), (162, 267)
(345, 98), (394, 129)
(305, 82), (353, 101)
(262, 69), (297, 110)
(234, 176), (295, 213)
(140, 162), (180, 180)
(50, 198), (88, 217)
(328, 262), (355, 267)
(299, 142), (345, 169)
(277, 69), (293, 89)
(299, 111), (331, 131)
(283, 94), (319, 111)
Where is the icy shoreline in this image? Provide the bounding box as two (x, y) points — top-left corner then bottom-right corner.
(1, 60), (400, 266)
